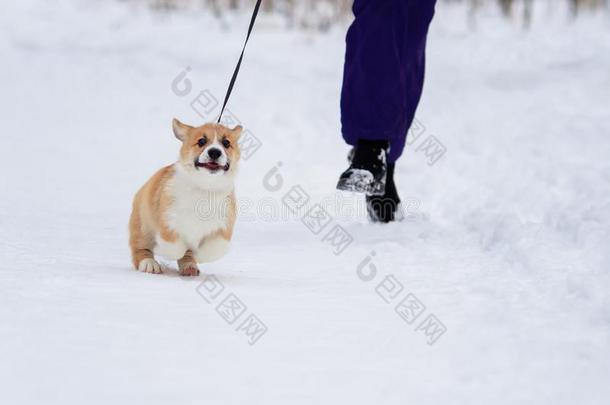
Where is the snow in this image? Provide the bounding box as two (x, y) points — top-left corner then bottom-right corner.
(1, 1), (610, 404)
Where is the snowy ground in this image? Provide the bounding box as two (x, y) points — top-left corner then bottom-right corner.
(1, 1), (609, 404)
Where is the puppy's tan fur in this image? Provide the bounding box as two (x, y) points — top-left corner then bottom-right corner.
(129, 119), (242, 276)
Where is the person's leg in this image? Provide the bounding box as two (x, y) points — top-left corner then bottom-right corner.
(341, 0), (436, 162)
(337, 0), (436, 221)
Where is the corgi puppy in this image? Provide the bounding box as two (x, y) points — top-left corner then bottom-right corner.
(129, 119), (242, 276)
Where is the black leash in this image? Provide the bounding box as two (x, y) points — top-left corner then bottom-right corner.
(217, 0), (263, 123)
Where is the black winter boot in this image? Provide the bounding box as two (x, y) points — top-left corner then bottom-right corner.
(366, 162), (402, 223)
(336, 139), (388, 196)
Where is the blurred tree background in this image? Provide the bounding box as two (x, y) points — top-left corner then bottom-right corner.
(130, 0), (609, 30)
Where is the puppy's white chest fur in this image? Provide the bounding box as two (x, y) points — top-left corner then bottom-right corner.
(154, 169), (231, 260)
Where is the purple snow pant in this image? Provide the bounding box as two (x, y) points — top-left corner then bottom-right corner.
(340, 0), (436, 163)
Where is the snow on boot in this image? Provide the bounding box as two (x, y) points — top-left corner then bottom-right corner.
(336, 139), (387, 196)
(347, 147), (355, 163)
(366, 163), (403, 223)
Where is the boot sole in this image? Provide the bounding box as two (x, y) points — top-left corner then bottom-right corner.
(336, 169), (386, 196)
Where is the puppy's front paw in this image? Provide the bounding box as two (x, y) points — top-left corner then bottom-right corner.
(138, 258), (162, 274)
(179, 263), (200, 277)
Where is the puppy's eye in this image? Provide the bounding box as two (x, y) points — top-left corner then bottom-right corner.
(197, 137), (207, 147)
(222, 139), (231, 148)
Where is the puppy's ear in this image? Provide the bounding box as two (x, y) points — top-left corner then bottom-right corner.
(230, 125), (243, 140)
(172, 118), (192, 142)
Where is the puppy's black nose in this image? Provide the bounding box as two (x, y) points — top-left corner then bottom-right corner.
(207, 148), (222, 160)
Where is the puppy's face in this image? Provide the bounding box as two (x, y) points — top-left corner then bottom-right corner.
(172, 119), (242, 185)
